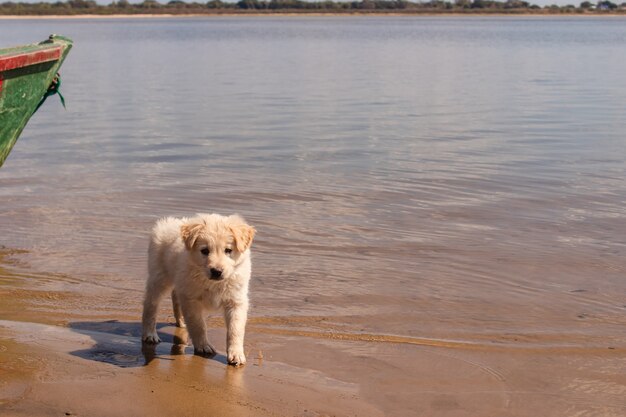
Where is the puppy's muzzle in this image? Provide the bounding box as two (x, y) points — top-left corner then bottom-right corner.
(209, 268), (223, 280)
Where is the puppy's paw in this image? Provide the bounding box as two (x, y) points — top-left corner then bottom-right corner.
(227, 347), (246, 367)
(194, 342), (217, 357)
(175, 319), (187, 328)
(142, 331), (161, 344)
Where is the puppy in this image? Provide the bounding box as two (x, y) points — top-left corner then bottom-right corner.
(141, 213), (255, 366)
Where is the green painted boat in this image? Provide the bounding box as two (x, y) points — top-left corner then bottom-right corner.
(0, 35), (73, 167)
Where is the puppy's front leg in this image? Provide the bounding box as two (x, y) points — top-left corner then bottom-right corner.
(224, 301), (248, 366)
(142, 279), (171, 344)
(180, 298), (215, 357)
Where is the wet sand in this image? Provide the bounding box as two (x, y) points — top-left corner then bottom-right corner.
(2, 249), (626, 417)
(0, 320), (384, 417)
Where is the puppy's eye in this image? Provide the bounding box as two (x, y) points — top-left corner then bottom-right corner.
(225, 248), (232, 255)
(200, 248), (209, 256)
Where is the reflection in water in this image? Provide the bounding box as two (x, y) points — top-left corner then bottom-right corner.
(170, 326), (189, 356)
(223, 364), (245, 391)
(141, 327), (190, 364)
(141, 341), (158, 366)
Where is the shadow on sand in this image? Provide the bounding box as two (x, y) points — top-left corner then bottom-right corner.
(68, 320), (229, 368)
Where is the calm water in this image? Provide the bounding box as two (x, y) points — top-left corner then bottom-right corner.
(1, 17), (625, 344)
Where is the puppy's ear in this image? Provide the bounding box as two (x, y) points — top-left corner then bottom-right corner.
(180, 222), (204, 251)
(230, 222), (256, 252)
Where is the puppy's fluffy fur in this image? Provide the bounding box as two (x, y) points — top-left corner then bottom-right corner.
(141, 213), (255, 366)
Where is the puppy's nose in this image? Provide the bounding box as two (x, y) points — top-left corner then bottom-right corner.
(210, 268), (223, 280)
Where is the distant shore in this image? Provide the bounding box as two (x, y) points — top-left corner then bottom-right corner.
(1, 11), (625, 18)
(2, 0), (625, 18)
(2, 0), (625, 19)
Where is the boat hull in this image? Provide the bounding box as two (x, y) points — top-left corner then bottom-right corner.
(0, 35), (73, 167)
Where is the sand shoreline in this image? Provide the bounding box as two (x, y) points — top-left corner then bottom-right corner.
(2, 240), (626, 416)
(3, 316), (626, 416)
(0, 320), (386, 417)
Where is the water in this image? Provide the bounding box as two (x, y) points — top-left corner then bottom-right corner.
(1, 16), (626, 344)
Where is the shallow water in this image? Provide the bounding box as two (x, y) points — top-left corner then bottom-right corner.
(2, 15), (626, 337)
(1, 16), (626, 415)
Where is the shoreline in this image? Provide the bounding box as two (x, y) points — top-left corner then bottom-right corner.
(1, 248), (626, 416)
(1, 12), (626, 19)
(0, 320), (385, 417)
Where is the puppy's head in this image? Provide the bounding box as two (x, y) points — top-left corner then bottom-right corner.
(180, 214), (255, 281)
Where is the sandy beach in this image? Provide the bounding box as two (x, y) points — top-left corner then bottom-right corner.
(0, 320), (384, 417)
(1, 245), (625, 416)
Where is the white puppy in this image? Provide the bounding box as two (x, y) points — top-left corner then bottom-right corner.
(141, 213), (255, 366)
